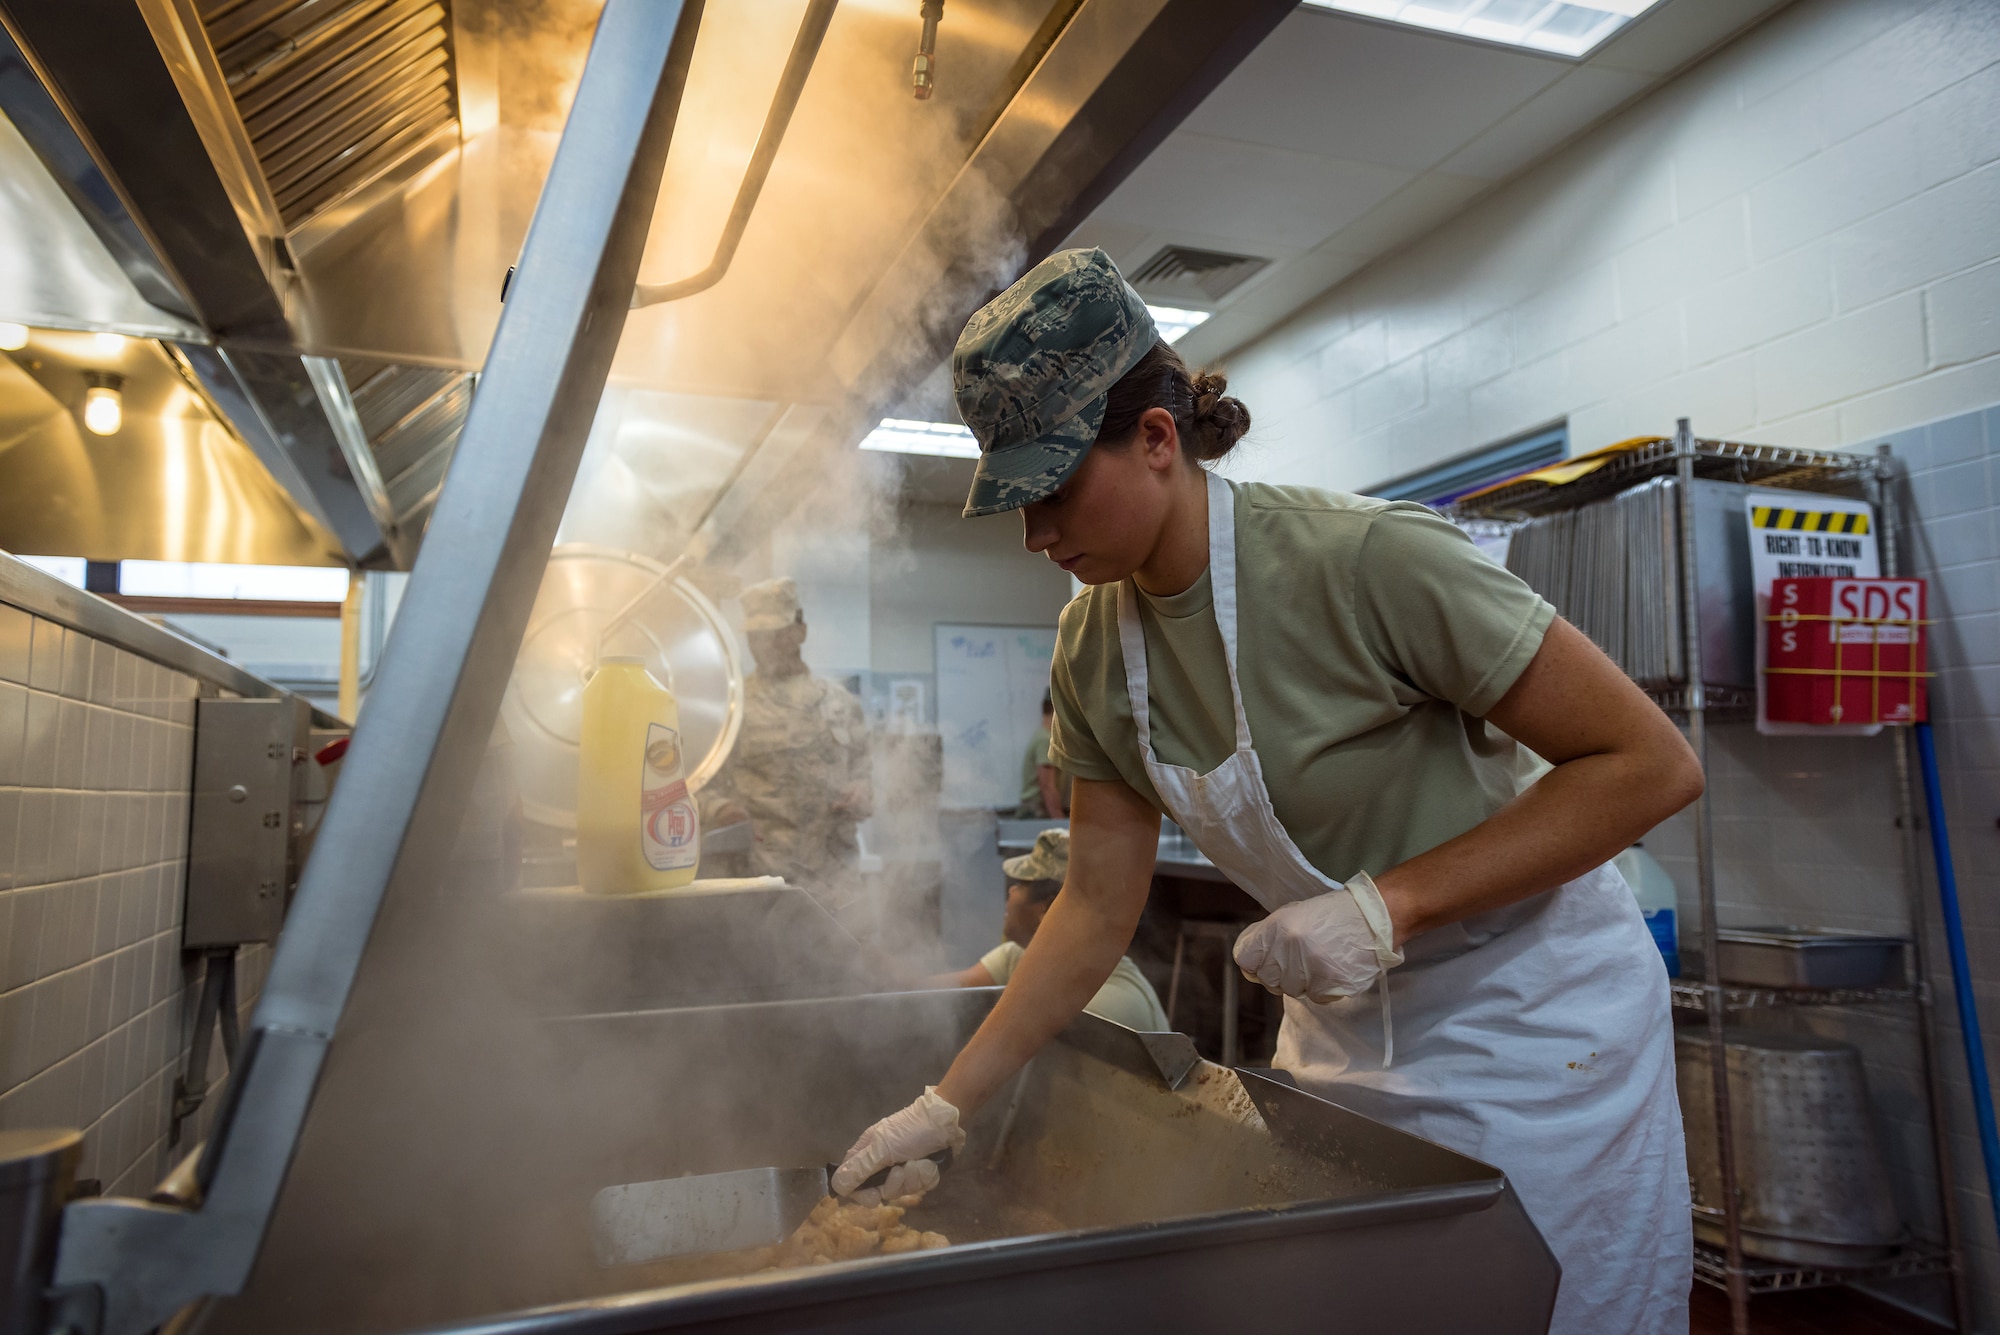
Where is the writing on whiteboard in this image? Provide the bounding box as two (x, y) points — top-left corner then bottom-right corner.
(934, 623), (1058, 808)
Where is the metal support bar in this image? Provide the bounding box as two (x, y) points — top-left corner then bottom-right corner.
(47, 5), (703, 1330)
(1678, 417), (1749, 1335)
(1875, 445), (1972, 1331)
(169, 950), (239, 1150)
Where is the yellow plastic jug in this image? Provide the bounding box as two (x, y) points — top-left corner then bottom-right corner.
(577, 656), (700, 893)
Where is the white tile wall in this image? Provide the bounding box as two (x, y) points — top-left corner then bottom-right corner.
(0, 597), (265, 1197)
(1215, 0), (2000, 493)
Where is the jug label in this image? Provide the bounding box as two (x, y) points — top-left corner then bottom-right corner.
(640, 723), (699, 870)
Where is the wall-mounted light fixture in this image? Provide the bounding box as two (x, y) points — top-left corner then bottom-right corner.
(82, 371), (124, 436)
(0, 322), (27, 350)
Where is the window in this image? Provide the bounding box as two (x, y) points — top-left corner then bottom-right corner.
(1300, 0), (1661, 59)
(11, 555), (86, 587)
(117, 561), (349, 602)
(1371, 422), (1568, 507)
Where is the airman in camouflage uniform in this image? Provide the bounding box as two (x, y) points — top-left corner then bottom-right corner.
(956, 247), (1158, 517)
(700, 577), (872, 906)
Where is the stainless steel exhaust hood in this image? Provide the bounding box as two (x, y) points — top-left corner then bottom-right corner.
(0, 0), (1293, 571)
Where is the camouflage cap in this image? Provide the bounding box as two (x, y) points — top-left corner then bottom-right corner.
(741, 576), (802, 632)
(1002, 827), (1069, 885)
(955, 248), (1157, 518)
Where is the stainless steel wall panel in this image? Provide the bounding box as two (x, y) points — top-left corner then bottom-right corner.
(183, 695), (311, 948)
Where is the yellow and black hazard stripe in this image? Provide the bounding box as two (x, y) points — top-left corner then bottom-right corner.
(1750, 505), (1871, 534)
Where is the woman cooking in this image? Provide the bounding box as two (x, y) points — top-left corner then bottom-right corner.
(834, 249), (1700, 1331)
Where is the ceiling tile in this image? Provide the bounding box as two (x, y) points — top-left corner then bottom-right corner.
(1057, 218), (1156, 271)
(1589, 0), (1796, 75)
(1175, 248), (1372, 365)
(1178, 10), (1567, 170)
(1094, 133), (1415, 254)
(1439, 65), (1659, 180)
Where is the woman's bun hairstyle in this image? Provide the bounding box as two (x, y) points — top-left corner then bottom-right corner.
(1186, 368), (1251, 462)
(1095, 339), (1252, 464)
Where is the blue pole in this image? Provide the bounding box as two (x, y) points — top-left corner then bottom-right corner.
(1914, 721), (2000, 1239)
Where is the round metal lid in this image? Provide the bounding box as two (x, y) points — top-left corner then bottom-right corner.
(502, 545), (743, 829)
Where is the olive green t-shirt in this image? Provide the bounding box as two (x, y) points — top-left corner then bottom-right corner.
(1019, 725), (1053, 807)
(1048, 481), (1555, 883)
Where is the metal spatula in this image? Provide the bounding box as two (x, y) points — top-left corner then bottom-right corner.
(589, 1151), (952, 1266)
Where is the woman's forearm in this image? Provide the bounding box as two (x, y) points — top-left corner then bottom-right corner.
(1376, 747), (1695, 943)
(933, 889), (1137, 1113)
(1376, 618), (1702, 945)
(934, 777), (1158, 1116)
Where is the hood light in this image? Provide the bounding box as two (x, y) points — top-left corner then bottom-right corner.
(0, 323), (27, 350)
(82, 372), (124, 436)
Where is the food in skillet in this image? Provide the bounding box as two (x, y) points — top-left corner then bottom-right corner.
(760, 1196), (949, 1269)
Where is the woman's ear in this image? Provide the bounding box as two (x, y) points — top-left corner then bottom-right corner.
(1141, 406), (1180, 473)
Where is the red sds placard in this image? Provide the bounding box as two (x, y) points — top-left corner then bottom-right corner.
(1766, 577), (1928, 725)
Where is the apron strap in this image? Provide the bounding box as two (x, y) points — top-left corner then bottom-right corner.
(1116, 580), (1157, 759)
(1204, 471), (1256, 754)
(1116, 473), (1254, 760)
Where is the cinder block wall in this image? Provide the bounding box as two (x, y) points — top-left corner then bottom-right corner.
(1220, 0), (2000, 490)
(0, 584), (270, 1195)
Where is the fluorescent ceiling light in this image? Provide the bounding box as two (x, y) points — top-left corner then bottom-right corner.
(860, 418), (981, 459)
(1300, 0), (1660, 58)
(119, 560), (350, 601)
(1148, 304), (1212, 344)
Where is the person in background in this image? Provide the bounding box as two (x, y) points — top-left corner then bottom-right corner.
(1014, 692), (1070, 819)
(700, 577), (872, 910)
(934, 829), (1167, 1031)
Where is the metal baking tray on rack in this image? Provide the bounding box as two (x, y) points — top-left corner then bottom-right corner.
(1715, 927), (1907, 990)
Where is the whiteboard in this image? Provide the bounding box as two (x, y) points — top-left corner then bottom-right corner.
(934, 623), (1058, 808)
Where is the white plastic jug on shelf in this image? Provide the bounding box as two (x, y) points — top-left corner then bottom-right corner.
(1614, 843), (1681, 977)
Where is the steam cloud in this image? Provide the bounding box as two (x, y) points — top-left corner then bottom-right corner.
(195, 7), (1047, 1329)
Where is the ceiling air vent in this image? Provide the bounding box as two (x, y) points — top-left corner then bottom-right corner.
(1128, 246), (1268, 304)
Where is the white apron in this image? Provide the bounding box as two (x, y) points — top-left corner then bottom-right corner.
(1116, 470), (1690, 1334)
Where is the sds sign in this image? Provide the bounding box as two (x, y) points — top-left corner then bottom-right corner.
(1774, 578), (1921, 650)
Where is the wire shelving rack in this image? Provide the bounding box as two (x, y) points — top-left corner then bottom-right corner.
(1454, 420), (1970, 1334)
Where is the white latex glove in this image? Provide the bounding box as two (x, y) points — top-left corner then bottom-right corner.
(1233, 871), (1405, 1006)
(831, 1086), (966, 1206)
